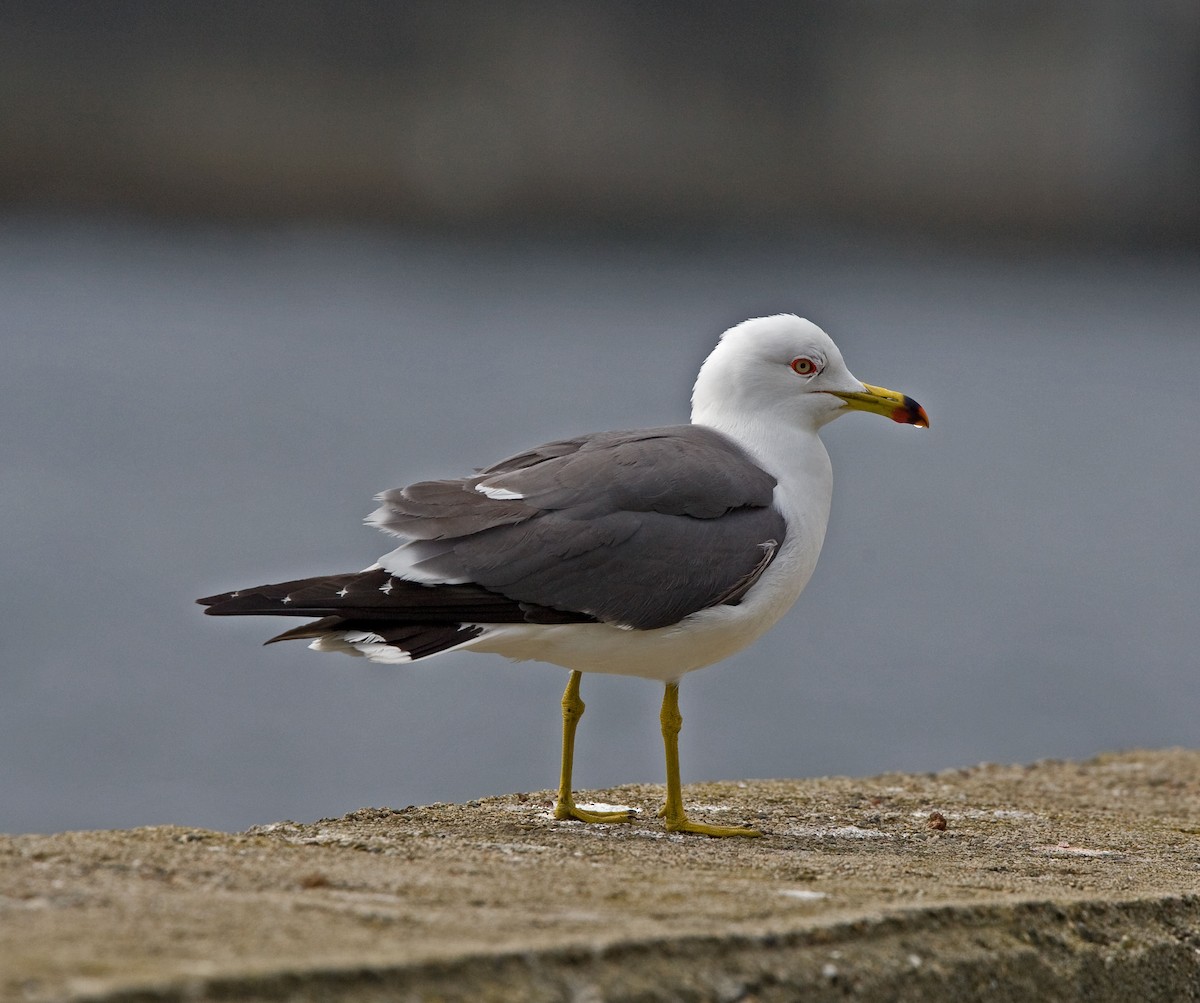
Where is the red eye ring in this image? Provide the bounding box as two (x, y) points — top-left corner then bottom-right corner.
(791, 357), (819, 376)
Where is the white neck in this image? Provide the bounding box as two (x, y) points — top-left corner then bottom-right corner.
(693, 404), (832, 510)
(691, 380), (836, 609)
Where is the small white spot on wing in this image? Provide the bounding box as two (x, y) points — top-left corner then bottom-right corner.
(281, 595), (292, 605)
(336, 587), (349, 598)
(475, 483), (524, 501)
(379, 578), (394, 595)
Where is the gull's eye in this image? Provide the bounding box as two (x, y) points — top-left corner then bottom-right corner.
(790, 356), (821, 376)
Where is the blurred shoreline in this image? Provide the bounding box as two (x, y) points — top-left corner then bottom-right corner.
(3, 3), (1197, 246)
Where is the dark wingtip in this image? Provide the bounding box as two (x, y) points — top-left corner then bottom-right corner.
(197, 591), (238, 611)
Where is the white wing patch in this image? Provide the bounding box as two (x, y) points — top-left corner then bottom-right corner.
(475, 483), (524, 500)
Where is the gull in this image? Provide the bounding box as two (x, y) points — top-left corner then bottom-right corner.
(198, 314), (928, 837)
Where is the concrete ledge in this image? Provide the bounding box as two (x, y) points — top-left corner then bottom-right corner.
(4, 749), (1199, 1002)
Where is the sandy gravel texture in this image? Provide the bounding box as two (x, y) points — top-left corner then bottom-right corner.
(3, 748), (1200, 1001)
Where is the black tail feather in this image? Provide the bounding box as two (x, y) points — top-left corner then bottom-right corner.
(198, 568), (595, 627)
(200, 568), (593, 659)
(263, 615), (347, 644)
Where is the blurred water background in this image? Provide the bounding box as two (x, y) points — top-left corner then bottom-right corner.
(2, 3), (1198, 834)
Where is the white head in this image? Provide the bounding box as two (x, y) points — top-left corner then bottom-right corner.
(691, 314), (927, 434)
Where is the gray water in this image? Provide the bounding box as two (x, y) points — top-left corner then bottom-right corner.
(3, 219), (1198, 836)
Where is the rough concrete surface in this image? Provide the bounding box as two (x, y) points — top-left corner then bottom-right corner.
(3, 749), (1200, 1002)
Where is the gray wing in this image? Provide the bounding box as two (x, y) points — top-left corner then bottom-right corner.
(368, 425), (788, 630)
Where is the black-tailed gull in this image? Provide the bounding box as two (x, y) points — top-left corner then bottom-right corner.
(198, 314), (928, 837)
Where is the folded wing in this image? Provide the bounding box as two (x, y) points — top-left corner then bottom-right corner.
(199, 425), (789, 656)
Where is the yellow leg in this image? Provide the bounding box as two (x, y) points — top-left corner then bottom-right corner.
(660, 682), (761, 838)
(553, 671), (632, 824)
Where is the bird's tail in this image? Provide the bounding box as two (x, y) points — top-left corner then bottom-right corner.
(197, 567), (593, 661)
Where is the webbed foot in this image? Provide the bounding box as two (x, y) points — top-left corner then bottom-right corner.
(555, 801), (634, 824)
